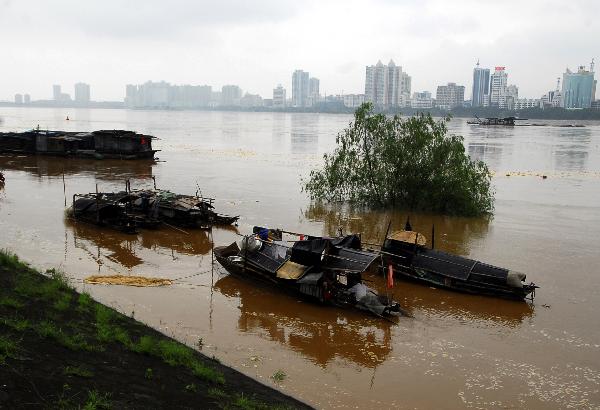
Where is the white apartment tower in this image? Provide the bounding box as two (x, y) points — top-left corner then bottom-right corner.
(292, 70), (310, 107)
(273, 84), (286, 108)
(489, 67), (508, 108)
(74, 82), (91, 103)
(365, 60), (411, 108)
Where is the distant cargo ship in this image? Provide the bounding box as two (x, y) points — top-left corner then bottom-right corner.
(0, 129), (159, 159)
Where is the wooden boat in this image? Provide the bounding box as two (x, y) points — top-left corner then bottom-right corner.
(214, 231), (405, 319)
(256, 225), (538, 301)
(93, 179), (239, 229)
(143, 190), (238, 228)
(68, 193), (139, 234)
(467, 116), (527, 126)
(381, 229), (538, 300)
(0, 129), (159, 159)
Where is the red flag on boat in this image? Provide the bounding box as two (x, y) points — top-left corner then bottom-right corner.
(387, 264), (394, 288)
(299, 234), (305, 240)
(140, 137), (146, 145)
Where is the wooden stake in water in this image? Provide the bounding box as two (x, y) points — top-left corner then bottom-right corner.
(62, 170), (66, 207)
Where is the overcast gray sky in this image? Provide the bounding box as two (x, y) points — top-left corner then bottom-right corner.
(1, 0), (598, 101)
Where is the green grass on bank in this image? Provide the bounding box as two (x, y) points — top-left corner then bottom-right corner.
(0, 249), (292, 410)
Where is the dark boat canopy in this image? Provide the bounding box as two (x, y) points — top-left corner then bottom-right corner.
(290, 239), (330, 267)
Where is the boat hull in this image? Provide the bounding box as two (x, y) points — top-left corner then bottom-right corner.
(214, 243), (402, 318)
(385, 259), (535, 300)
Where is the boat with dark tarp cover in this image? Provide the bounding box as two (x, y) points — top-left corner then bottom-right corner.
(68, 193), (138, 234)
(381, 228), (538, 300)
(214, 227), (405, 319)
(0, 129), (158, 159)
(101, 188), (239, 229)
(251, 224), (538, 301)
(68, 183), (239, 233)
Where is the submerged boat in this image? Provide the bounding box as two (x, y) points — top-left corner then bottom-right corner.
(381, 229), (538, 300)
(214, 228), (405, 319)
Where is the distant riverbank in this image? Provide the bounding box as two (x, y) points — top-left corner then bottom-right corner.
(2, 101), (600, 121)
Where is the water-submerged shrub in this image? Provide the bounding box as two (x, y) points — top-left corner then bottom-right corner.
(304, 103), (494, 216)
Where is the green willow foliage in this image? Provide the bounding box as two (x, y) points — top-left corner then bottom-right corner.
(304, 103), (494, 216)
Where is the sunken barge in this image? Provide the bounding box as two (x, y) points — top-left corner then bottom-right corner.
(0, 129), (158, 159)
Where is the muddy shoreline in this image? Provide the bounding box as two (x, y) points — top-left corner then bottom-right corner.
(0, 251), (311, 409)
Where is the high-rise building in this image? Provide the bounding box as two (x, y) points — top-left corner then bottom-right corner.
(292, 70), (310, 107)
(14, 94), (23, 104)
(471, 62), (490, 107)
(342, 94), (365, 108)
(506, 84), (518, 110)
(24, 94), (31, 104)
(489, 67), (508, 108)
(562, 64), (595, 109)
(309, 78), (320, 99)
(240, 93), (263, 107)
(74, 82), (91, 103)
(506, 85), (518, 100)
(273, 84), (286, 108)
(514, 99), (541, 110)
(436, 83), (465, 109)
(52, 84), (71, 102)
(411, 91), (433, 109)
(53, 85), (61, 101)
(365, 60), (385, 106)
(221, 85), (242, 106)
(365, 59), (411, 108)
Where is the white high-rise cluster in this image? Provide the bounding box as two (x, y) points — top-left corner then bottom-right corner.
(364, 60), (411, 108)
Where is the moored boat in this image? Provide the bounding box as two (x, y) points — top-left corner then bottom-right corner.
(214, 229), (405, 319)
(467, 116), (526, 126)
(72, 179), (239, 231)
(67, 193), (138, 234)
(381, 229), (538, 300)
(0, 129), (159, 159)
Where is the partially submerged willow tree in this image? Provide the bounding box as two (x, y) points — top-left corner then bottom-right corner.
(304, 103), (494, 216)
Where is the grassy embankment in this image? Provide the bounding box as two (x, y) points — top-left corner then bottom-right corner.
(0, 250), (310, 409)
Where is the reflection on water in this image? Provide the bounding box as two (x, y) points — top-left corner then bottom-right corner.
(290, 114), (319, 154)
(0, 154), (155, 181)
(304, 202), (491, 256)
(214, 274), (393, 368)
(398, 280), (534, 327)
(65, 218), (229, 267)
(468, 142), (504, 170)
(304, 202), (536, 327)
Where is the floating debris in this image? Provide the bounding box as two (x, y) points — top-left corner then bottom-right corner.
(84, 274), (172, 287)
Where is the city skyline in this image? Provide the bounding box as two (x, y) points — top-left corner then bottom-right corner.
(11, 58), (596, 110)
(1, 0), (598, 101)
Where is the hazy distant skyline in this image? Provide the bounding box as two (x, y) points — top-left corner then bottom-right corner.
(1, 0), (598, 101)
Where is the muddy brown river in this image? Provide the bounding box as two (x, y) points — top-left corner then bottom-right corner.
(1, 107), (599, 409)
